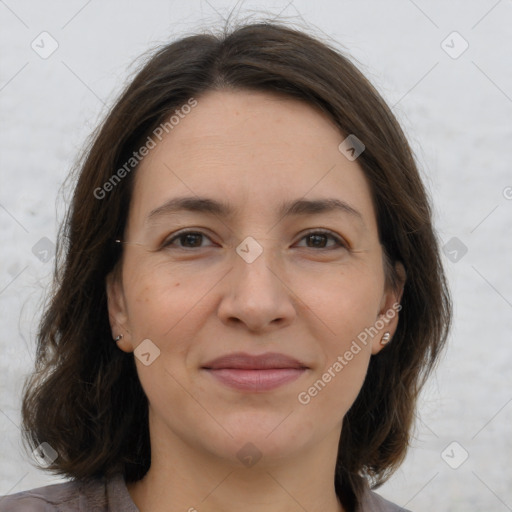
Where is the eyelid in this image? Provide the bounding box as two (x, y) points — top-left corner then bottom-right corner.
(295, 228), (349, 249)
(162, 228), (218, 249)
(162, 228), (349, 250)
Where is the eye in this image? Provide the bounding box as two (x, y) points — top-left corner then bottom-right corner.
(162, 230), (216, 249)
(295, 230), (347, 250)
(161, 229), (348, 251)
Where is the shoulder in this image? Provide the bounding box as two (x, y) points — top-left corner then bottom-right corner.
(0, 476), (108, 511)
(358, 485), (412, 512)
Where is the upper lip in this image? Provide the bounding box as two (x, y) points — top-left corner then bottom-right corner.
(202, 352), (308, 370)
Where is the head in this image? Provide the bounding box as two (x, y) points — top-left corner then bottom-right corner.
(21, 21), (451, 508)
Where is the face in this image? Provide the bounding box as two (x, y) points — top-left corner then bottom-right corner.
(107, 89), (402, 468)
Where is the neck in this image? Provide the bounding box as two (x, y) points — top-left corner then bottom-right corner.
(127, 418), (346, 512)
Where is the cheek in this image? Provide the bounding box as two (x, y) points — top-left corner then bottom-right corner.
(296, 279), (378, 416)
(122, 265), (205, 410)
(294, 259), (384, 337)
(294, 265), (382, 407)
(122, 258), (212, 340)
(297, 351), (371, 428)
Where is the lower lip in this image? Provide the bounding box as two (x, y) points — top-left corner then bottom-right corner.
(204, 368), (306, 391)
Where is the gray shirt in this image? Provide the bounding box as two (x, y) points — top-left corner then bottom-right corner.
(0, 472), (410, 511)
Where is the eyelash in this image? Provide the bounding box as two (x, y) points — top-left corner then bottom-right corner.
(162, 229), (348, 251)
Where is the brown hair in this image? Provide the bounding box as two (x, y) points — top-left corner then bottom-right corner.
(21, 21), (451, 509)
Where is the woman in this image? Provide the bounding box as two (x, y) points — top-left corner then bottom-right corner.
(0, 21), (451, 512)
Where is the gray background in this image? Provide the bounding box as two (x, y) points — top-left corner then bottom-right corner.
(1, 1), (511, 510)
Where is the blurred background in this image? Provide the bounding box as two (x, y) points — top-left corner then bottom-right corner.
(1, 1), (511, 510)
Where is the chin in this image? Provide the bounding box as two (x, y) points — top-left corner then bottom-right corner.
(211, 417), (314, 464)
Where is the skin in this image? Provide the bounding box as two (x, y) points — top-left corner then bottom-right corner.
(107, 89), (404, 512)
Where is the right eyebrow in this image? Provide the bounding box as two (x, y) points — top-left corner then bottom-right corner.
(146, 196), (236, 225)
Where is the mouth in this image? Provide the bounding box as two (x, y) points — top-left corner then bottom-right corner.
(201, 352), (309, 392)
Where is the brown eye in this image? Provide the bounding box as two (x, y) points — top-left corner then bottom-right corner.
(296, 230), (347, 249)
(163, 230), (215, 249)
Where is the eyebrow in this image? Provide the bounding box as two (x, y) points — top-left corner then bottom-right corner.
(146, 196), (364, 225)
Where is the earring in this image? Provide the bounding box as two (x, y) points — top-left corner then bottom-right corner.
(114, 334), (123, 342)
(380, 332), (391, 346)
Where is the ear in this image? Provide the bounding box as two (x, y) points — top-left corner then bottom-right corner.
(106, 269), (134, 353)
(371, 261), (406, 355)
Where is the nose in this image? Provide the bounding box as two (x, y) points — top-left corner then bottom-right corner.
(217, 241), (296, 333)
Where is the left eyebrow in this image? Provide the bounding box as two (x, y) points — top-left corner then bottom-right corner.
(145, 196), (364, 225)
(278, 198), (363, 224)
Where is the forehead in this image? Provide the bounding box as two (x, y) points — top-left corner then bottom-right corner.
(141, 89), (342, 171)
(128, 89), (377, 231)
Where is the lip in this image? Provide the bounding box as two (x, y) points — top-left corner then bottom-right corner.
(202, 352), (308, 370)
(205, 368), (307, 391)
(201, 352), (309, 392)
